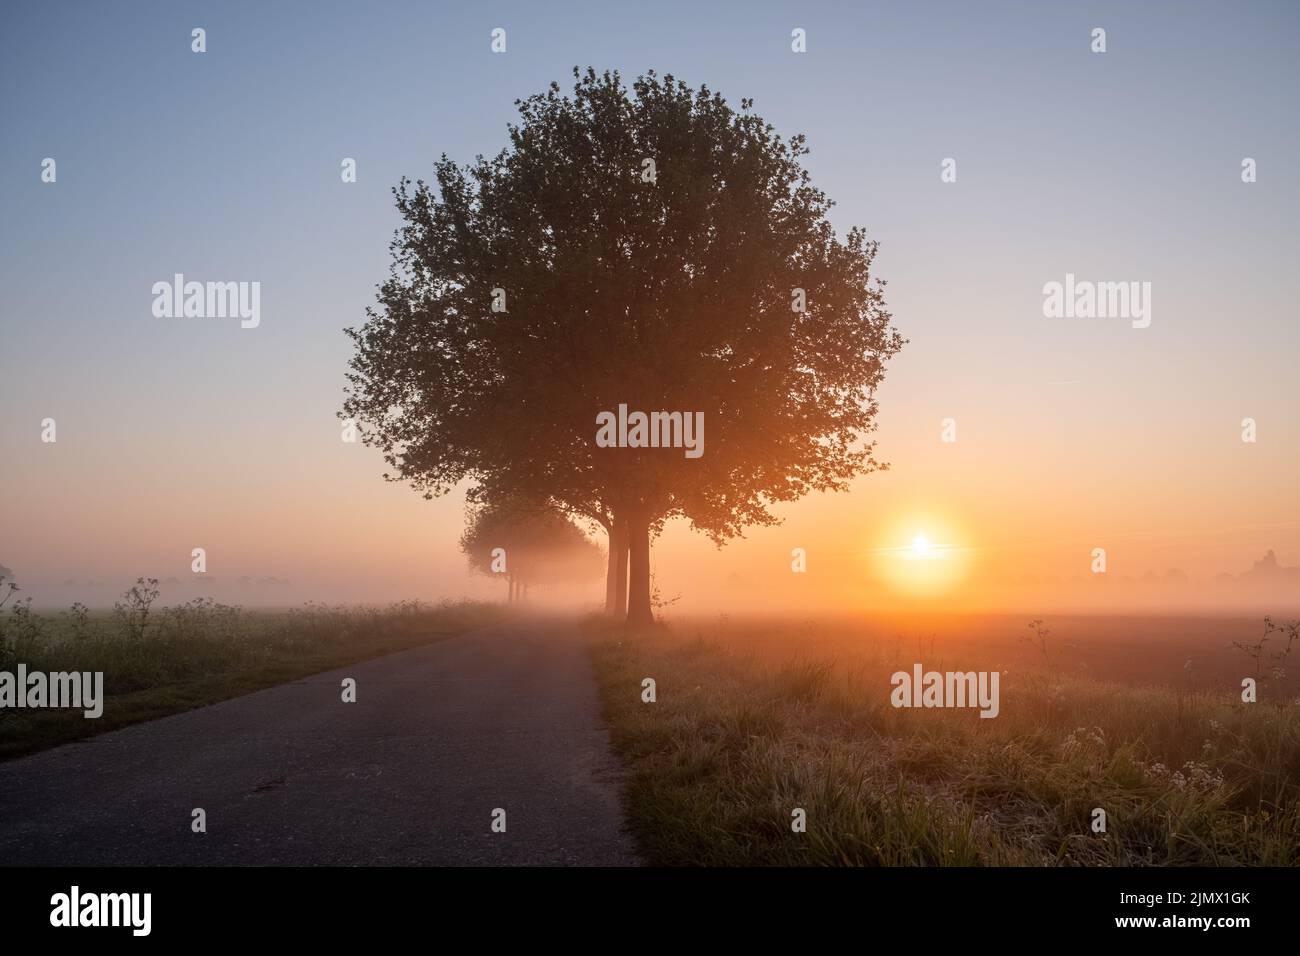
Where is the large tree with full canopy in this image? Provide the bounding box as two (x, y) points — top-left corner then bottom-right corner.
(343, 67), (903, 625)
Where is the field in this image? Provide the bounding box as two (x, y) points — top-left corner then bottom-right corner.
(589, 613), (1300, 866)
(0, 586), (504, 761)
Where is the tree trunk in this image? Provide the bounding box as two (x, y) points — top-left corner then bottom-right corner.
(614, 515), (629, 618)
(507, 576), (514, 604)
(604, 520), (620, 615)
(626, 508), (653, 626)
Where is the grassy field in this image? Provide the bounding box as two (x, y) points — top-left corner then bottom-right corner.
(0, 584), (504, 761)
(589, 614), (1300, 866)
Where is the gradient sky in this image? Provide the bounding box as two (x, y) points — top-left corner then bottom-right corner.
(2, 0), (1298, 611)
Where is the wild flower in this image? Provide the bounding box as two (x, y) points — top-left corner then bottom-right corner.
(1179, 760), (1226, 794)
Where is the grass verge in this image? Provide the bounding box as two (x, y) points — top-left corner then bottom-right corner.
(588, 616), (1300, 866)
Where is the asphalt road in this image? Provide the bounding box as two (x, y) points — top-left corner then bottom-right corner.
(0, 616), (639, 866)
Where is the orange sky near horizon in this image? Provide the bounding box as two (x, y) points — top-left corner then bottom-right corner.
(5, 349), (1297, 614)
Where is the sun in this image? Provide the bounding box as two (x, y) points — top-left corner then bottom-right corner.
(866, 512), (969, 598)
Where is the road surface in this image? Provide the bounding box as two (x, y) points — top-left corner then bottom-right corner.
(0, 616), (639, 865)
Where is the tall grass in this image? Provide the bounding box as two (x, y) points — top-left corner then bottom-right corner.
(589, 617), (1300, 866)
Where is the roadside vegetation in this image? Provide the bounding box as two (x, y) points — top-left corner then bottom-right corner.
(0, 575), (503, 760)
(589, 615), (1300, 866)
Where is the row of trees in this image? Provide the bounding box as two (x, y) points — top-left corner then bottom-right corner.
(343, 68), (903, 624)
(459, 499), (602, 602)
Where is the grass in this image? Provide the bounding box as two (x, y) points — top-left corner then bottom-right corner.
(0, 586), (504, 761)
(588, 615), (1300, 866)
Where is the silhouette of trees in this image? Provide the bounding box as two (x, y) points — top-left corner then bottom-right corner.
(459, 498), (604, 602)
(344, 67), (903, 624)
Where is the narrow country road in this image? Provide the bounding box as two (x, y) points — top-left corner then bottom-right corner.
(0, 617), (639, 866)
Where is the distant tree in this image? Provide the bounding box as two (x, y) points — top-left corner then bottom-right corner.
(344, 68), (903, 625)
(459, 499), (603, 603)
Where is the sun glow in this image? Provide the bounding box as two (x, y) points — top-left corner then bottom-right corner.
(866, 511), (971, 599)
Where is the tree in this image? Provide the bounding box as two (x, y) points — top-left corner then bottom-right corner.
(469, 473), (628, 617)
(459, 498), (604, 602)
(343, 67), (903, 625)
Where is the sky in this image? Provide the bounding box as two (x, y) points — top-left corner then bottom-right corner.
(2, 0), (1298, 612)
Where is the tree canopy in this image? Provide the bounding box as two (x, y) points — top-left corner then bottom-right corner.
(344, 67), (903, 623)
